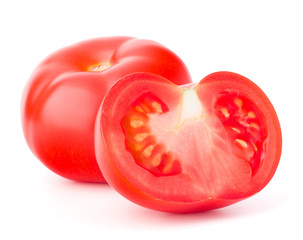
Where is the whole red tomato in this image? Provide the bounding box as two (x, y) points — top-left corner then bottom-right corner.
(21, 37), (192, 182)
(95, 72), (282, 212)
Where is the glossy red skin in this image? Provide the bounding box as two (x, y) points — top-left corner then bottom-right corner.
(21, 37), (192, 182)
(95, 72), (282, 213)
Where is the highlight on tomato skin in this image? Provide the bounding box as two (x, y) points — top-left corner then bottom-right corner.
(95, 71), (282, 213)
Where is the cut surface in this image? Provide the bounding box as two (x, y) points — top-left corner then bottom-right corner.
(99, 72), (281, 210)
(120, 86), (268, 199)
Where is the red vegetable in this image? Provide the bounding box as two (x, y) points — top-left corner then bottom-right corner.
(21, 37), (191, 182)
(95, 72), (282, 213)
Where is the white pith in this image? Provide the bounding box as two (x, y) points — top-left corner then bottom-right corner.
(177, 88), (204, 129)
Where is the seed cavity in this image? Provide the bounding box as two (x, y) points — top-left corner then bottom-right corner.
(122, 91), (181, 176)
(214, 91), (268, 175)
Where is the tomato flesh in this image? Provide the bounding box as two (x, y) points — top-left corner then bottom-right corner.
(96, 72), (282, 212)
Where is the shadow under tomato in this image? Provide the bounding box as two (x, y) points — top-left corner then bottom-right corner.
(44, 175), (289, 228)
(120, 190), (289, 228)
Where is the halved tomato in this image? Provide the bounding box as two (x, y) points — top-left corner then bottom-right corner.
(95, 72), (282, 213)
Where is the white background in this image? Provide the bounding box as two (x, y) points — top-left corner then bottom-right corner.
(1, 0), (302, 239)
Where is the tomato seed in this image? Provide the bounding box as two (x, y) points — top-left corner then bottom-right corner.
(139, 101), (152, 113)
(143, 145), (154, 157)
(231, 127), (241, 133)
(251, 142), (258, 151)
(250, 122), (260, 130)
(135, 106), (144, 113)
(130, 120), (145, 128)
(247, 111), (256, 118)
(151, 101), (162, 113)
(134, 133), (149, 142)
(234, 98), (243, 108)
(162, 159), (174, 174)
(220, 107), (230, 118)
(151, 154), (162, 167)
(235, 139), (248, 148)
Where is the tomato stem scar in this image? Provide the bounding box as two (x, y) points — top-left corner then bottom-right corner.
(88, 62), (111, 72)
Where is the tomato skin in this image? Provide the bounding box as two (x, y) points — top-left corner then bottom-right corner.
(96, 72), (282, 213)
(21, 37), (192, 182)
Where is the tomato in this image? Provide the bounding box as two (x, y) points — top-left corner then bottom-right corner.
(21, 37), (191, 182)
(95, 72), (282, 213)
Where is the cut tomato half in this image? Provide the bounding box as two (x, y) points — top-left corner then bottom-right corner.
(95, 72), (282, 213)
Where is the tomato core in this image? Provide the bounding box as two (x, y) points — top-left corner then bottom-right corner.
(176, 88), (204, 130)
